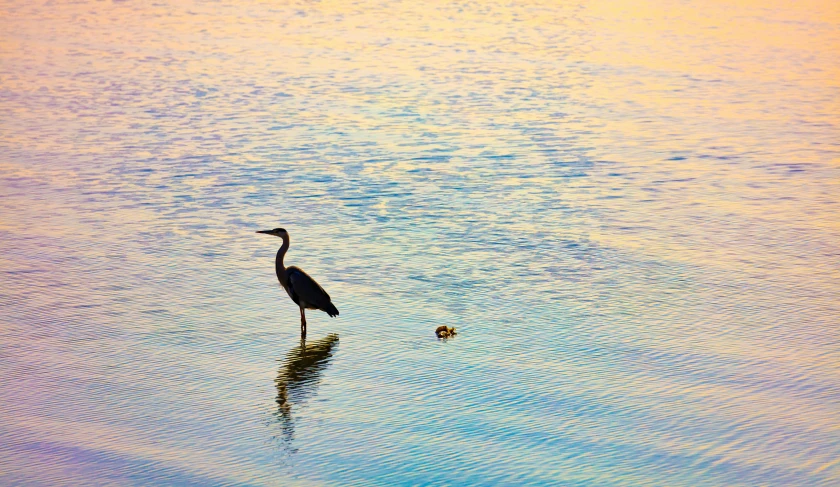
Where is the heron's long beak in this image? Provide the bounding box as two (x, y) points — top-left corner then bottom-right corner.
(256, 230), (272, 234)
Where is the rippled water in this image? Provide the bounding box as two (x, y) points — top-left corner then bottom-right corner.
(2, 0), (839, 485)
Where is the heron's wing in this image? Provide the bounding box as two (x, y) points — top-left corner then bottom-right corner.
(287, 266), (333, 310)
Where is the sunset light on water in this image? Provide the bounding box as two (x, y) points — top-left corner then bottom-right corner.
(1, 1), (838, 485)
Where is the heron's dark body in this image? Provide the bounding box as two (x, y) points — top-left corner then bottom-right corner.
(275, 244), (339, 317)
(282, 265), (339, 317)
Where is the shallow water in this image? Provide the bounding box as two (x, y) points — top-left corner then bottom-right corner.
(1, 0), (839, 485)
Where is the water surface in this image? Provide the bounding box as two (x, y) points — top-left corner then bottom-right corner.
(1, 0), (839, 485)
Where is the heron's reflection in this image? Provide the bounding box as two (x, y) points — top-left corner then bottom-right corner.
(274, 333), (339, 451)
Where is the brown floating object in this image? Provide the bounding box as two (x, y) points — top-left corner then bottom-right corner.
(435, 326), (457, 338)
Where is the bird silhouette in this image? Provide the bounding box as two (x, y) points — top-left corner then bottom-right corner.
(257, 228), (339, 337)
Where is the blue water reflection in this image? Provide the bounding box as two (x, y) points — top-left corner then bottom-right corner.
(1, 0), (838, 485)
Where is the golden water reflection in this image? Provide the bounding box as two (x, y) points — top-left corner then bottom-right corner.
(1, 0), (838, 485)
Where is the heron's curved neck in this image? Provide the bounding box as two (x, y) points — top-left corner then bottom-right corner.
(275, 236), (289, 284)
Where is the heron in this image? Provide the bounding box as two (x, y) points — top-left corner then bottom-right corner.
(256, 228), (339, 337)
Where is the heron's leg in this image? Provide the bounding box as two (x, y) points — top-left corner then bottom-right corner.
(300, 307), (307, 338)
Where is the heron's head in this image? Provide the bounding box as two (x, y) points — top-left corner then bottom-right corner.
(256, 227), (289, 238)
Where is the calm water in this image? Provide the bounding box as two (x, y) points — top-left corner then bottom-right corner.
(2, 1), (839, 485)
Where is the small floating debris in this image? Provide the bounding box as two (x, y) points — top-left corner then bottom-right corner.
(435, 326), (457, 339)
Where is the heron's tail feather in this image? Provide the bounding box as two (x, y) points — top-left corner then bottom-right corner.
(324, 302), (339, 317)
